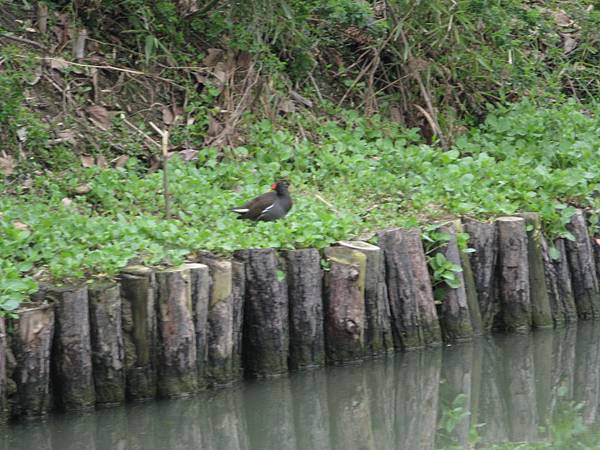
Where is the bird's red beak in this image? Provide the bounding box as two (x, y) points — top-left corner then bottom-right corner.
(271, 183), (277, 190)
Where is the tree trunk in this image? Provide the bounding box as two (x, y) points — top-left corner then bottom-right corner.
(462, 218), (499, 333)
(186, 263), (210, 388)
(282, 248), (325, 369)
(542, 238), (577, 325)
(323, 247), (366, 364)
(378, 228), (441, 350)
(455, 220), (483, 335)
(234, 249), (289, 378)
(520, 213), (553, 328)
(198, 255), (235, 385)
(155, 267), (197, 398)
(496, 217), (532, 333)
(88, 282), (125, 405)
(231, 260), (246, 378)
(0, 317), (7, 423)
(434, 222), (474, 342)
(47, 285), (96, 411)
(120, 266), (157, 401)
(9, 304), (55, 419)
(339, 240), (394, 356)
(565, 209), (600, 319)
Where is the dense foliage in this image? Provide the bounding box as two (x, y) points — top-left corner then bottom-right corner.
(2, 100), (600, 314)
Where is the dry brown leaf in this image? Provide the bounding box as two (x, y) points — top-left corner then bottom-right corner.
(113, 155), (129, 168)
(13, 221), (29, 230)
(80, 154), (94, 168)
(553, 10), (574, 27)
(86, 105), (111, 130)
(17, 127), (28, 143)
(236, 52), (252, 69)
(61, 197), (73, 207)
(148, 155), (161, 173)
(278, 99), (296, 114)
(0, 152), (15, 176)
(179, 148), (199, 161)
(204, 48), (224, 67)
(74, 184), (92, 195)
(562, 33), (578, 54)
(162, 106), (174, 125)
(46, 57), (70, 71)
(207, 117), (223, 137)
(96, 155), (108, 168)
(56, 129), (76, 143)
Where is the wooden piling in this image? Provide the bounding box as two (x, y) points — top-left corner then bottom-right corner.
(199, 255), (235, 385)
(462, 219), (499, 333)
(565, 209), (600, 319)
(496, 217), (532, 333)
(378, 228), (442, 350)
(339, 241), (394, 356)
(235, 249), (289, 377)
(520, 213), (553, 328)
(120, 266), (157, 401)
(282, 248), (325, 369)
(9, 303), (55, 419)
(47, 285), (96, 411)
(155, 267), (197, 398)
(455, 220), (483, 335)
(88, 282), (125, 405)
(433, 222), (474, 342)
(0, 317), (7, 423)
(542, 238), (577, 325)
(323, 247), (366, 364)
(186, 263), (210, 387)
(232, 260), (246, 378)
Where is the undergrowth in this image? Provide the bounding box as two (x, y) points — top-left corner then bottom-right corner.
(1, 99), (600, 315)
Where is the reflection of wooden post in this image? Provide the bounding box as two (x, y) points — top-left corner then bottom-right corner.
(120, 266), (157, 400)
(88, 282), (125, 405)
(155, 267), (198, 398)
(10, 304), (55, 419)
(234, 249), (289, 377)
(339, 241), (394, 355)
(550, 326), (576, 412)
(434, 222), (473, 342)
(378, 228), (442, 349)
(48, 285), (96, 411)
(496, 217), (532, 333)
(566, 210), (600, 318)
(574, 323), (600, 424)
(532, 329), (554, 426)
(478, 339), (509, 445)
(282, 249), (325, 369)
(323, 247), (366, 364)
(463, 219), (499, 332)
(291, 371), (330, 449)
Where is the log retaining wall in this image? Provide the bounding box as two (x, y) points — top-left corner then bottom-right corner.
(2, 210), (600, 421)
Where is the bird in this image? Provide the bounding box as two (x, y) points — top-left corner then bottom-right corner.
(231, 180), (293, 222)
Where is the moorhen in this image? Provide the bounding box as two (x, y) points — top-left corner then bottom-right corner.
(231, 180), (293, 222)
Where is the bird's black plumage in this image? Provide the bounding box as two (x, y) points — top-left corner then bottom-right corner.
(231, 181), (293, 222)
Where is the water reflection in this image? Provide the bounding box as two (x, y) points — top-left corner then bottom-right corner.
(4, 322), (600, 449)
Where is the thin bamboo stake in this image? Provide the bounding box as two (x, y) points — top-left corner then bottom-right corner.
(149, 122), (171, 218)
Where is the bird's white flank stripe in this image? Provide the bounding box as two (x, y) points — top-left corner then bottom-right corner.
(260, 204), (275, 214)
(232, 208), (249, 213)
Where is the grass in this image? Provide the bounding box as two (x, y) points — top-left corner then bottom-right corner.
(1, 99), (600, 315)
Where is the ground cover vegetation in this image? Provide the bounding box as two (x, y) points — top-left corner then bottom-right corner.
(1, 0), (600, 315)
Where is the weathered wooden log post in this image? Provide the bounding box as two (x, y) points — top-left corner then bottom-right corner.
(462, 219), (499, 333)
(496, 217), (532, 333)
(541, 238), (577, 325)
(323, 247), (366, 364)
(120, 266), (157, 400)
(88, 282), (125, 405)
(0, 317), (7, 423)
(47, 285), (96, 411)
(234, 249), (289, 377)
(565, 209), (600, 319)
(282, 248), (325, 369)
(455, 221), (483, 335)
(433, 222), (474, 342)
(199, 255), (235, 385)
(8, 303), (55, 419)
(338, 241), (394, 356)
(378, 228), (442, 350)
(185, 263), (210, 388)
(155, 267), (198, 398)
(520, 213), (553, 328)
(231, 261), (246, 378)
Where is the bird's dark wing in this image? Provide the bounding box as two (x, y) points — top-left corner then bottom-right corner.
(231, 191), (277, 220)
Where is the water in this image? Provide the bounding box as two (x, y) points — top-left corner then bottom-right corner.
(4, 323), (600, 450)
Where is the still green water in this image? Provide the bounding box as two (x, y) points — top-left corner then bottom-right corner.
(4, 323), (600, 450)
